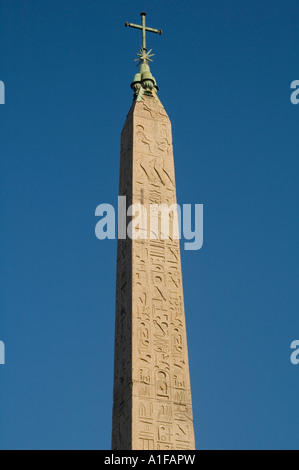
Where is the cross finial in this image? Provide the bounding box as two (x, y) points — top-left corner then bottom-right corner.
(125, 12), (162, 63)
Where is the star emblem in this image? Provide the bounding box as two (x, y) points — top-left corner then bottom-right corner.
(135, 48), (155, 66)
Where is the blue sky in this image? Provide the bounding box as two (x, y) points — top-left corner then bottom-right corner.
(0, 0), (298, 450)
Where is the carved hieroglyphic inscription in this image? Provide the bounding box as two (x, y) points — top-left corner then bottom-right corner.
(112, 93), (195, 450)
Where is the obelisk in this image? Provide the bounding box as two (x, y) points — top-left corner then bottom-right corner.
(112, 13), (196, 451)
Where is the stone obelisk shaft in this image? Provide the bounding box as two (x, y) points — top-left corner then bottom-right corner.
(112, 92), (195, 450)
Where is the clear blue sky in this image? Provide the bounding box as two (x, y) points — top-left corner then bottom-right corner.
(0, 0), (298, 450)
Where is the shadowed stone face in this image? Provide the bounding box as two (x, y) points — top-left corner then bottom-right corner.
(112, 91), (195, 451)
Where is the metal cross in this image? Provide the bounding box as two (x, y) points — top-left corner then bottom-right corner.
(125, 12), (162, 53)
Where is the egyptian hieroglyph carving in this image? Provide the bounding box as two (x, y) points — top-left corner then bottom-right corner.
(112, 92), (195, 450)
